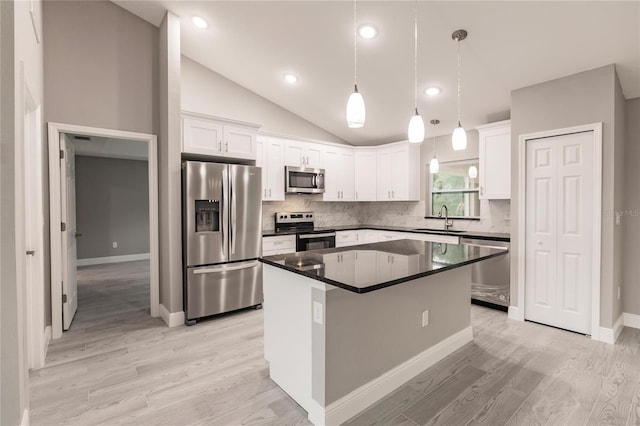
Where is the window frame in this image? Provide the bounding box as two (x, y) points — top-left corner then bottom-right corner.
(427, 158), (481, 219)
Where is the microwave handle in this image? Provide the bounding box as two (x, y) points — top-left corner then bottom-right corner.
(317, 174), (324, 189)
(312, 174), (317, 188)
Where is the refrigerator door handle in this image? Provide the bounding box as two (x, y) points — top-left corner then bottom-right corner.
(231, 174), (237, 255)
(193, 260), (260, 275)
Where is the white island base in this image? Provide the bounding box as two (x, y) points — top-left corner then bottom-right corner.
(263, 264), (474, 426)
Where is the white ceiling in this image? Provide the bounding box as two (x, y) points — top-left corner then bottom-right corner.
(114, 1), (640, 146)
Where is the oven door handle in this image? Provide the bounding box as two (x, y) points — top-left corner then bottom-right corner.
(298, 232), (336, 239)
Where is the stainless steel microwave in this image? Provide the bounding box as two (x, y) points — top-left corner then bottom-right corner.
(285, 166), (325, 194)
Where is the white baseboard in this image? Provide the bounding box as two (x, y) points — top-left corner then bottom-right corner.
(508, 305), (524, 321)
(624, 312), (640, 329)
(159, 304), (185, 328)
(309, 326), (474, 426)
(77, 253), (150, 267)
(598, 313), (624, 344)
(43, 325), (51, 361)
(21, 408), (29, 426)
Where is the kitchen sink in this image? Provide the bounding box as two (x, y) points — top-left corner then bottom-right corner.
(413, 228), (465, 233)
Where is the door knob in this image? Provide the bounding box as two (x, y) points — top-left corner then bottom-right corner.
(26, 250), (35, 256)
(75, 233), (83, 238)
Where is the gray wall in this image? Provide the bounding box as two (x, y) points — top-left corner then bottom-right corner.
(510, 64), (622, 328)
(181, 56), (345, 144)
(623, 98), (640, 315)
(158, 11), (183, 314)
(43, 0), (159, 135)
(43, 0), (159, 321)
(75, 156), (149, 260)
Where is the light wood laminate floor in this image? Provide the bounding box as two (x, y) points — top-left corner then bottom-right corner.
(31, 261), (640, 425)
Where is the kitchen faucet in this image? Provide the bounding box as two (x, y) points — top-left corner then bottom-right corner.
(438, 205), (454, 231)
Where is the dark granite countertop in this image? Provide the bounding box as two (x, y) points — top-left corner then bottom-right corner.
(262, 224), (510, 242)
(260, 239), (508, 293)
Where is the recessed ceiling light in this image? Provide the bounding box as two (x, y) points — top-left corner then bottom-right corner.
(192, 16), (208, 29)
(283, 73), (298, 84)
(358, 25), (377, 39)
(425, 87), (441, 96)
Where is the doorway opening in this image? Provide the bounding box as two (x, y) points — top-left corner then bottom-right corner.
(48, 123), (159, 339)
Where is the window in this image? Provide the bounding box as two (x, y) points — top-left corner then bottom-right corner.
(429, 160), (480, 218)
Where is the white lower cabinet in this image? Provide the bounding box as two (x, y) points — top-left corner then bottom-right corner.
(323, 251), (355, 284)
(262, 235), (296, 256)
(335, 230), (359, 247)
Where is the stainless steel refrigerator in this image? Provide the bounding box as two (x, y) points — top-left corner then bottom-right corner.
(182, 161), (263, 325)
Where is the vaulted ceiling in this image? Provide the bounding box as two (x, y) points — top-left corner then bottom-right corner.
(114, 1), (640, 145)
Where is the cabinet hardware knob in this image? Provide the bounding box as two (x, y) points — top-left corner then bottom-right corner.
(219, 141), (222, 151)
(225, 142), (228, 152)
(269, 188), (272, 197)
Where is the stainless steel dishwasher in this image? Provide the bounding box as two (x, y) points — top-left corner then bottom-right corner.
(460, 237), (510, 310)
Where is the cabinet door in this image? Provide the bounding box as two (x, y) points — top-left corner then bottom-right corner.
(265, 139), (285, 201)
(322, 147), (341, 201)
(354, 150), (377, 201)
(376, 149), (393, 200)
(391, 145), (409, 200)
(182, 117), (223, 156)
(376, 252), (393, 282)
(284, 140), (304, 167)
(256, 136), (267, 200)
(340, 149), (355, 201)
(355, 251), (378, 286)
(305, 143), (323, 169)
(479, 124), (511, 199)
(223, 125), (256, 160)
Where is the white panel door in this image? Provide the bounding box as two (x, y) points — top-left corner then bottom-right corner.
(60, 134), (78, 330)
(525, 132), (593, 334)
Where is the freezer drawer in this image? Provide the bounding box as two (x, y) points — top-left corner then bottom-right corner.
(186, 260), (263, 321)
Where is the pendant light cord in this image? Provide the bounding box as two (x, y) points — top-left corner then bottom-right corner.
(456, 38), (461, 124)
(414, 0), (418, 111)
(353, 0), (357, 87)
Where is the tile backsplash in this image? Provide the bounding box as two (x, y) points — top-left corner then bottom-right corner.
(262, 195), (511, 234)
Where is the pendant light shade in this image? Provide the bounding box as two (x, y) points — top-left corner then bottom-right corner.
(408, 110), (425, 143)
(347, 85), (365, 128)
(430, 157), (440, 174)
(429, 119), (440, 174)
(468, 165), (478, 179)
(346, 0), (365, 128)
(452, 122), (467, 151)
(407, 0), (424, 143)
(451, 29), (468, 151)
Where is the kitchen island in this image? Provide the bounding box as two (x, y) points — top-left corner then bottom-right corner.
(260, 239), (507, 425)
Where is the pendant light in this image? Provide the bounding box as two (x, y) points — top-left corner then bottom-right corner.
(429, 119), (440, 174)
(346, 0), (365, 128)
(468, 165), (478, 179)
(407, 0), (424, 143)
(451, 29), (468, 151)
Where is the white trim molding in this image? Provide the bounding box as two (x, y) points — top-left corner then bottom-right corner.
(48, 123), (160, 339)
(517, 123), (602, 341)
(159, 304), (185, 328)
(599, 313), (624, 344)
(623, 313), (640, 330)
(77, 253), (150, 267)
(508, 305), (524, 321)
(21, 409), (29, 426)
(308, 326), (474, 426)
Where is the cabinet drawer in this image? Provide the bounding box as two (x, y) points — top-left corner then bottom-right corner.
(262, 235), (296, 253)
(335, 231), (358, 247)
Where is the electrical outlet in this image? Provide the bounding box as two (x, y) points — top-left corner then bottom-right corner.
(112, 242), (118, 248)
(421, 310), (429, 327)
(313, 301), (323, 325)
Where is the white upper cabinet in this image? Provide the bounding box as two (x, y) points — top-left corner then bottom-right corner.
(284, 140), (322, 168)
(182, 112), (258, 160)
(256, 135), (285, 201)
(476, 120), (511, 199)
(376, 142), (420, 201)
(323, 145), (355, 201)
(354, 150), (377, 201)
